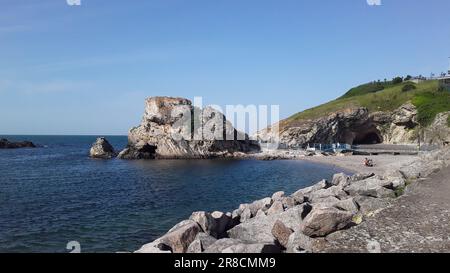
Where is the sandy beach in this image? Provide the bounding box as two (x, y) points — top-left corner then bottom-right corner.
(300, 154), (419, 175)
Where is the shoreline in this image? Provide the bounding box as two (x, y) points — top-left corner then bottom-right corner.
(298, 154), (419, 175)
(135, 148), (449, 253)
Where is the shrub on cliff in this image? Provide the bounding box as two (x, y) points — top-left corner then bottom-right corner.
(392, 77), (403, 84)
(402, 83), (417, 92)
(412, 92), (450, 126)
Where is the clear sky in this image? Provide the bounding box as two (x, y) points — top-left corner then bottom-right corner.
(1, 0), (449, 135)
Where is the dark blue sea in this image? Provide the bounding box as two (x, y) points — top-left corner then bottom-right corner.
(0, 135), (349, 253)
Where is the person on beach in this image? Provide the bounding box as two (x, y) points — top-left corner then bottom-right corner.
(364, 158), (374, 167)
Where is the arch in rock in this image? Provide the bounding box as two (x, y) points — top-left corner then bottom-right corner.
(352, 130), (383, 145)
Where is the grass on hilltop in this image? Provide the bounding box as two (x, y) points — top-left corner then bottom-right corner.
(283, 80), (450, 128)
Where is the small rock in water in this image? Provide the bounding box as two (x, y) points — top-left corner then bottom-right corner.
(89, 137), (116, 159)
(0, 138), (36, 149)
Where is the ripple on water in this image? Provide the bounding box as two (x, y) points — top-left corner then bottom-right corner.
(0, 136), (350, 252)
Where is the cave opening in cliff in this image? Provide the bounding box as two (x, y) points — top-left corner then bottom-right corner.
(353, 131), (383, 145)
(138, 144), (157, 159)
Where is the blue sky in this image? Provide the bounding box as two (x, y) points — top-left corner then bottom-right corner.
(1, 0), (449, 135)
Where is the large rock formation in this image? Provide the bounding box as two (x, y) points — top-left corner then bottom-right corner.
(118, 97), (260, 159)
(0, 138), (36, 149)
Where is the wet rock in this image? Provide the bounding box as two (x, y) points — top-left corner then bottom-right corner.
(300, 207), (354, 237)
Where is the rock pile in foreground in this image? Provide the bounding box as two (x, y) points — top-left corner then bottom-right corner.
(135, 147), (450, 253)
(0, 138), (36, 149)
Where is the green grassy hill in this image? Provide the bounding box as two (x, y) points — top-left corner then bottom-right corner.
(282, 79), (450, 129)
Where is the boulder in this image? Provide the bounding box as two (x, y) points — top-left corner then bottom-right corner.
(271, 191), (285, 201)
(266, 201), (284, 215)
(399, 161), (423, 179)
(344, 177), (396, 198)
(248, 197), (273, 215)
(354, 196), (393, 216)
(349, 173), (375, 183)
(158, 220), (201, 253)
(312, 197), (359, 215)
(331, 173), (349, 187)
(211, 211), (231, 238)
(221, 243), (281, 254)
(271, 220), (293, 248)
(240, 208), (252, 223)
(134, 239), (172, 253)
(89, 137), (116, 159)
(308, 186), (349, 202)
(189, 211), (231, 238)
(204, 238), (281, 253)
(291, 191), (305, 204)
(227, 204), (309, 244)
(186, 233), (217, 253)
(334, 198), (359, 214)
(291, 179), (329, 200)
(281, 197), (296, 210)
(255, 209), (267, 218)
(299, 207), (354, 237)
(286, 230), (326, 253)
(203, 238), (243, 253)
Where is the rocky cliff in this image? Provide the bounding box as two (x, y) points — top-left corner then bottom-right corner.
(258, 79), (450, 148)
(118, 97), (260, 159)
(259, 103), (449, 148)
